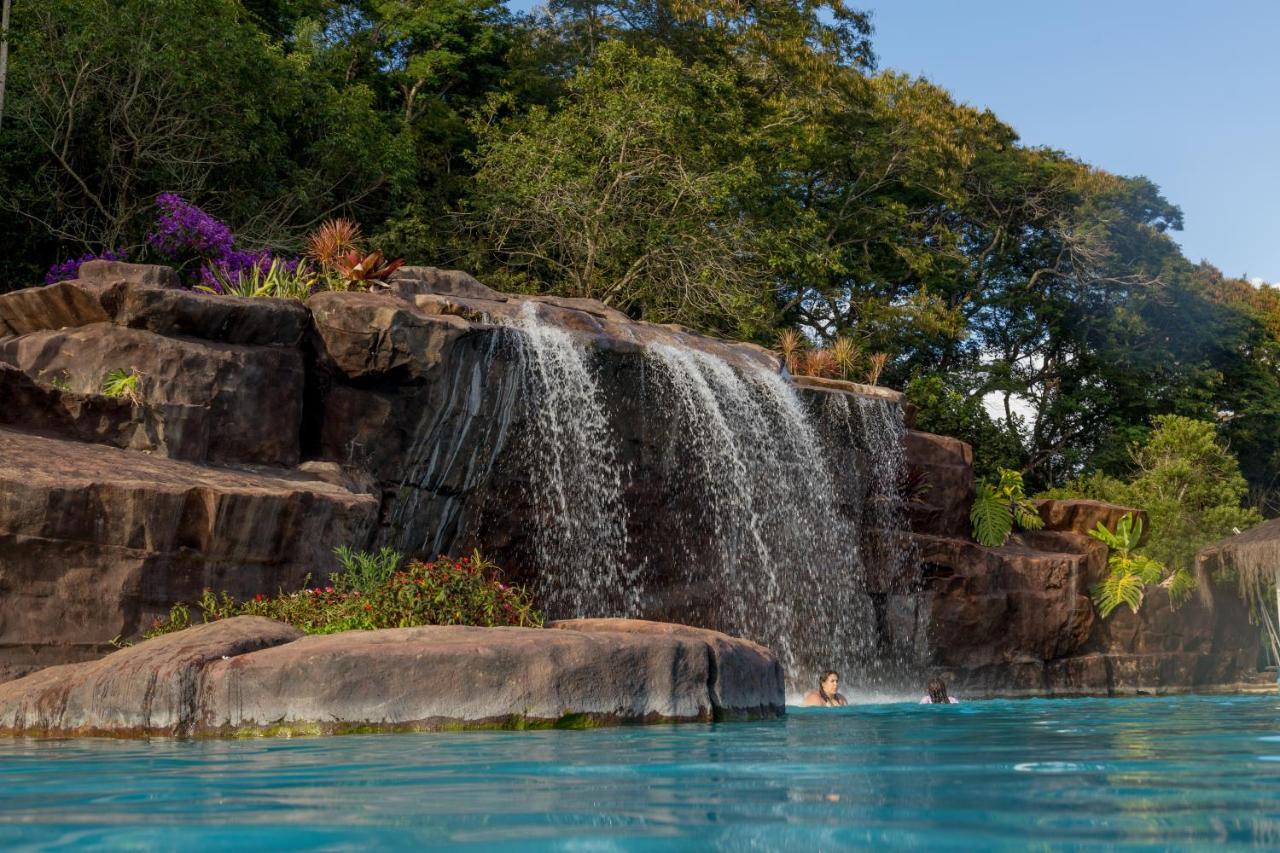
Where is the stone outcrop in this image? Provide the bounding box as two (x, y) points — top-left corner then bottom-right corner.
(0, 260), (1262, 699)
(0, 617), (783, 736)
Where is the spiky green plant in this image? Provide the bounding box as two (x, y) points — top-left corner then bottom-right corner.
(331, 545), (402, 595)
(864, 351), (889, 385)
(777, 328), (807, 375)
(970, 468), (1043, 546)
(830, 336), (859, 380)
(1088, 513), (1167, 617)
(202, 258), (317, 300)
(101, 368), (141, 403)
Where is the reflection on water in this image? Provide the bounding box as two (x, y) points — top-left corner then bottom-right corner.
(0, 696), (1277, 849)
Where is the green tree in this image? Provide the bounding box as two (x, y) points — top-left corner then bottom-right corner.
(1040, 415), (1262, 576)
(466, 42), (778, 336)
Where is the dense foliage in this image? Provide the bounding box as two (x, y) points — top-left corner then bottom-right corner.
(144, 548), (542, 638)
(6, 0), (1280, 534)
(1039, 416), (1263, 580)
(1086, 513), (1191, 618)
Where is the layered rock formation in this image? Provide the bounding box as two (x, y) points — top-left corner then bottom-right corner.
(0, 617), (783, 736)
(0, 261), (1262, 698)
(907, 436), (1262, 695)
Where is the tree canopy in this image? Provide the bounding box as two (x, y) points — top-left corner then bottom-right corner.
(6, 0), (1280, 518)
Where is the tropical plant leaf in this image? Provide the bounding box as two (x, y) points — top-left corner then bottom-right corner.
(1014, 499), (1044, 530)
(1093, 571), (1146, 618)
(1163, 568), (1198, 609)
(970, 484), (1014, 547)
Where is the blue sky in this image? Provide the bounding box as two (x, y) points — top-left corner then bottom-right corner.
(868, 1), (1279, 284)
(506, 0), (1280, 283)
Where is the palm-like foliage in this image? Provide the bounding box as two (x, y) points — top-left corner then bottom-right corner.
(970, 468), (1043, 546)
(1088, 512), (1169, 616)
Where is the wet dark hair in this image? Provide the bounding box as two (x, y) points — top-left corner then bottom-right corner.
(818, 671), (845, 706)
(927, 677), (949, 704)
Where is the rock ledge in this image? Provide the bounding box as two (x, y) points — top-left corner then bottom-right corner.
(0, 617), (784, 737)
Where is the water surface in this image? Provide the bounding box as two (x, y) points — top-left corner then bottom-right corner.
(1, 695), (1277, 850)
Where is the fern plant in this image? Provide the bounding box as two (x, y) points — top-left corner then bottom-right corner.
(970, 468), (1044, 546)
(1088, 513), (1167, 617)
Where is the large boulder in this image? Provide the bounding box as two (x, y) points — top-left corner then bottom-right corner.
(0, 617), (784, 736)
(0, 428), (377, 684)
(0, 323), (304, 465)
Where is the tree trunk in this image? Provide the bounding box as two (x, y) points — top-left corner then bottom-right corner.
(0, 0), (11, 131)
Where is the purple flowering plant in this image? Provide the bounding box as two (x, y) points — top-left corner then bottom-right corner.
(44, 248), (128, 285)
(145, 193), (299, 291)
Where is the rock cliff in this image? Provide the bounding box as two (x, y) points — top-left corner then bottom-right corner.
(0, 262), (1261, 694)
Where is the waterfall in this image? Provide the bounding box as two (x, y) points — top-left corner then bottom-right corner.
(642, 344), (878, 680)
(502, 304), (637, 617)
(385, 300), (920, 687)
(815, 391), (926, 683)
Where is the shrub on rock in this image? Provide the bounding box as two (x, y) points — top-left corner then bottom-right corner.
(146, 550), (542, 638)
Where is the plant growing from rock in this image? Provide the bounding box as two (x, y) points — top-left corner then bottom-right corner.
(828, 336), (858, 380)
(1088, 512), (1196, 617)
(202, 256), (316, 300)
(777, 328), (807, 374)
(144, 549), (542, 639)
(970, 468), (1043, 546)
(100, 368), (141, 403)
(333, 249), (405, 288)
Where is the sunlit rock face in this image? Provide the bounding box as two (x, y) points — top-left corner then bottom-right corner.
(0, 262), (1260, 695)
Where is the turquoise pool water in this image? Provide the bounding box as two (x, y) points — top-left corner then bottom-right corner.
(1, 695), (1277, 850)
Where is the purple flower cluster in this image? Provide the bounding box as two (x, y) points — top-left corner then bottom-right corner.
(145, 194), (297, 290)
(44, 248), (127, 285)
(147, 193), (235, 261)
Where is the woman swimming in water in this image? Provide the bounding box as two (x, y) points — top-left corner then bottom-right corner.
(801, 670), (848, 707)
(919, 676), (959, 704)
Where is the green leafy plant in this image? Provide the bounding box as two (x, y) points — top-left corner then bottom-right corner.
(332, 545), (402, 595)
(144, 549), (541, 639)
(970, 468), (1044, 546)
(49, 370), (72, 392)
(201, 257), (317, 300)
(101, 368), (141, 403)
(1088, 513), (1166, 617)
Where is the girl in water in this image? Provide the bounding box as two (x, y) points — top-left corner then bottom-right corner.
(801, 670), (848, 706)
(919, 676), (959, 704)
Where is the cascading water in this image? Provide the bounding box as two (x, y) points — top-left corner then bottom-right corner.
(501, 304), (637, 617)
(380, 298), (919, 688)
(642, 344), (878, 680)
(814, 392), (926, 683)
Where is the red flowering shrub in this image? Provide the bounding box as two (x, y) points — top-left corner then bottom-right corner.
(144, 550), (541, 638)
